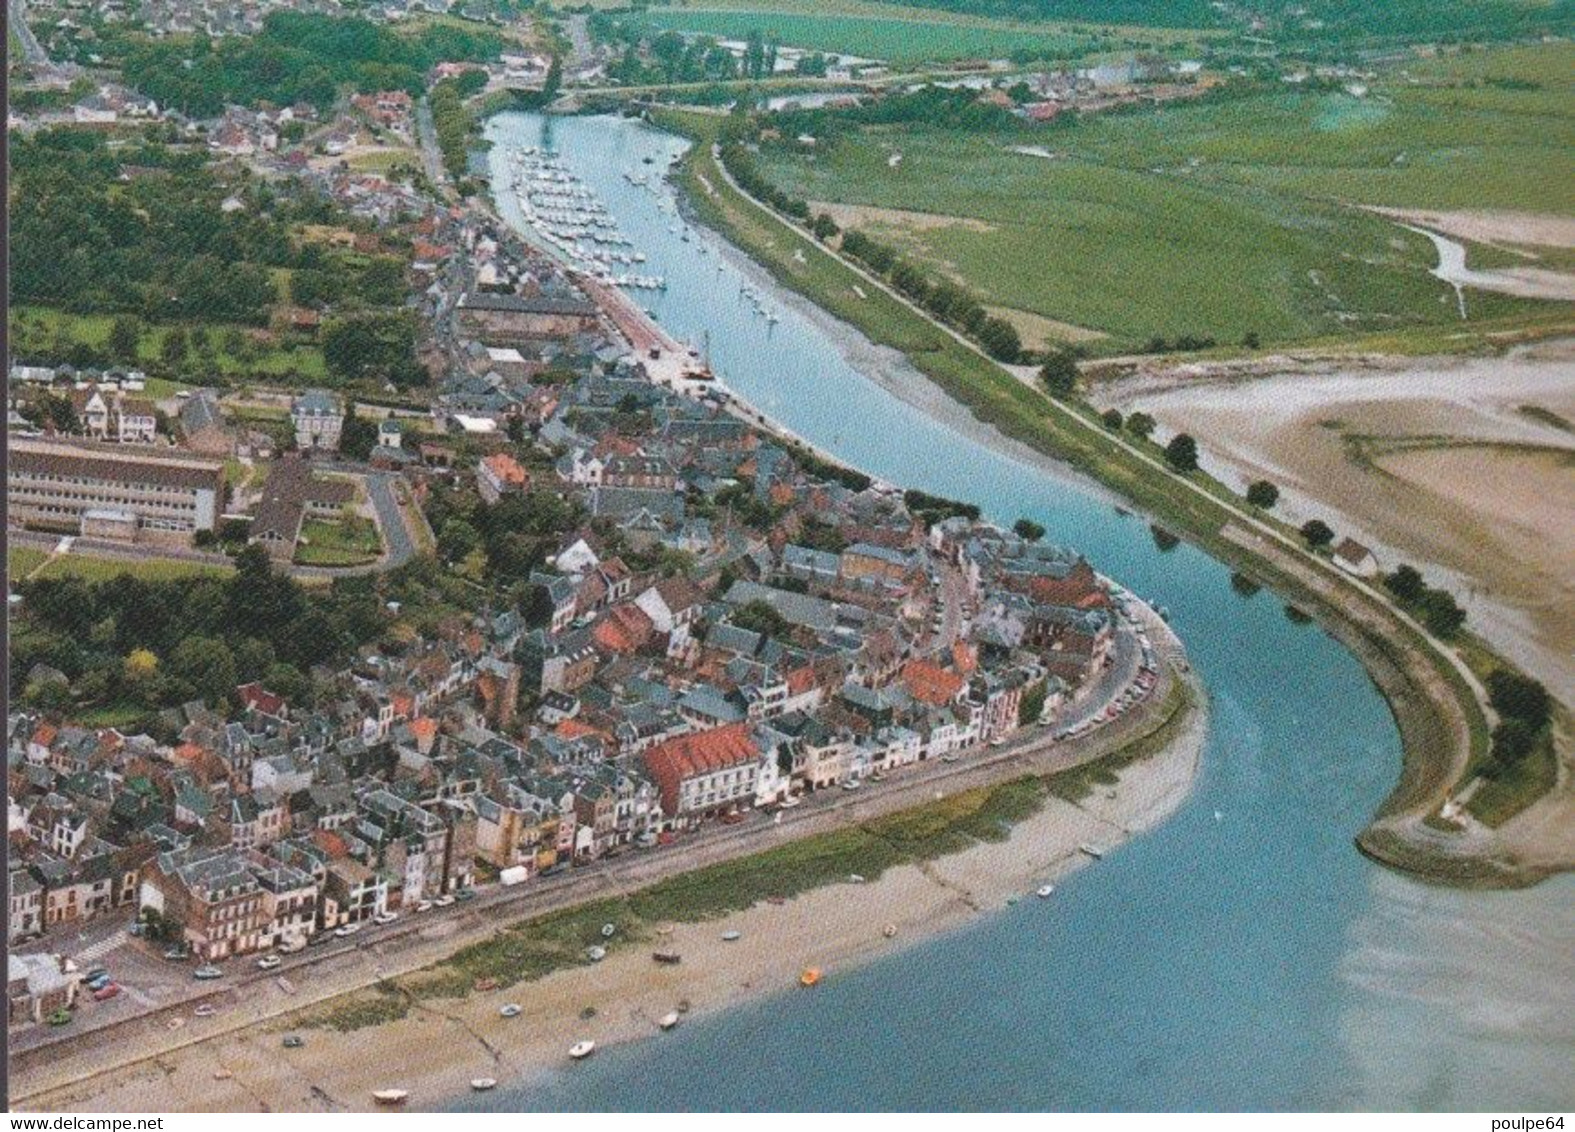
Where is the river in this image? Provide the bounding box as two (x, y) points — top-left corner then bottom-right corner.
(472, 111), (1575, 1111)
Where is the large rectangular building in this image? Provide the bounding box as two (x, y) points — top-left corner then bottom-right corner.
(8, 438), (225, 548)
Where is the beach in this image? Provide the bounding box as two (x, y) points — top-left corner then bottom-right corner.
(19, 667), (1205, 1114)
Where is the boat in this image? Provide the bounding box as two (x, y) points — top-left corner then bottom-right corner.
(800, 968), (822, 987)
(721, 930), (742, 942)
(569, 1040), (596, 1060)
(1037, 884), (1056, 898)
(658, 1011), (680, 1031)
(652, 950), (682, 965)
(883, 924), (898, 939)
(470, 1078), (498, 1092)
(372, 1089), (409, 1106)
(1079, 843), (1105, 859)
(500, 1003), (522, 1018)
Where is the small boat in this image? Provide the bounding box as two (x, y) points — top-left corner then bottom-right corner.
(721, 930), (742, 942)
(372, 1089), (409, 1106)
(1037, 884), (1056, 899)
(471, 1078), (498, 1092)
(883, 924), (897, 939)
(569, 1040), (596, 1060)
(800, 968), (822, 987)
(586, 946), (606, 962)
(652, 950), (682, 965)
(500, 1003), (522, 1018)
(658, 1011), (680, 1030)
(1079, 843), (1105, 860)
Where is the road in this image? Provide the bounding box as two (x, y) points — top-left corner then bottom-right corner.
(8, 0), (52, 69)
(10, 610), (1187, 1101)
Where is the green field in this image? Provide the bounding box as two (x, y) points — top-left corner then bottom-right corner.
(636, 8), (1090, 64)
(21, 552), (232, 583)
(755, 42), (1575, 349)
(8, 305), (329, 381)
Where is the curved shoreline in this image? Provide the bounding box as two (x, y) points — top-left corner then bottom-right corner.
(646, 110), (1567, 889)
(14, 633), (1206, 1113)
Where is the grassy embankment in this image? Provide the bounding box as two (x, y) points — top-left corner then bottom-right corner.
(653, 107), (1574, 880)
(6, 545), (231, 584)
(291, 676), (1194, 1031)
(753, 42), (1575, 353)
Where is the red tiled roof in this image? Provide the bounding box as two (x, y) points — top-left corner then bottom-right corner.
(900, 659), (966, 707)
(593, 603), (654, 655)
(641, 723), (759, 816)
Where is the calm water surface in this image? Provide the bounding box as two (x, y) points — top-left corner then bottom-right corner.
(467, 112), (1575, 1111)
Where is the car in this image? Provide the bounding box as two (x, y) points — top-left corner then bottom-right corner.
(86, 966), (110, 982)
(282, 1035), (305, 1049)
(193, 966), (223, 980)
(128, 922), (146, 937)
(92, 983), (121, 1001)
(940, 753), (960, 764)
(415, 901), (433, 914)
(456, 888), (477, 902)
(194, 1004), (217, 1018)
(841, 778), (862, 791)
(719, 811), (745, 825)
(256, 955), (282, 971)
(278, 939), (306, 955)
(332, 924), (361, 939)
(163, 947), (191, 962)
(434, 894), (457, 908)
(86, 974), (112, 992)
(307, 933), (331, 947)
(373, 912), (398, 926)
(47, 1008), (72, 1027)
(989, 738), (1006, 748)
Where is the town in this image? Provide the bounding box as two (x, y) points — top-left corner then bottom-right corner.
(6, 92), (1167, 1039)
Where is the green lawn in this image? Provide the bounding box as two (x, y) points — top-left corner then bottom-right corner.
(28, 553), (232, 583)
(294, 516), (382, 567)
(8, 305), (329, 382)
(7, 547), (50, 581)
(755, 42), (1575, 349)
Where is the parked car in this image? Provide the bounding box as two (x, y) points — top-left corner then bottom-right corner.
(332, 923), (361, 939)
(86, 974), (112, 992)
(455, 888), (477, 902)
(307, 932), (331, 947)
(163, 946), (191, 962)
(194, 1004), (217, 1018)
(85, 966), (109, 982)
(278, 939), (306, 955)
(282, 1035), (305, 1049)
(719, 811), (745, 825)
(414, 901), (433, 914)
(92, 983), (121, 1001)
(373, 912), (399, 926)
(193, 965), (223, 980)
(256, 955), (282, 971)
(434, 894), (456, 908)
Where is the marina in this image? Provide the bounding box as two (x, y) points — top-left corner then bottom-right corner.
(474, 111), (1575, 1114)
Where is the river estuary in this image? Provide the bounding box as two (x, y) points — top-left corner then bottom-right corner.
(469, 111), (1575, 1112)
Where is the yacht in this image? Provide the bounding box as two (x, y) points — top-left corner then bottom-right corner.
(569, 1040), (596, 1060)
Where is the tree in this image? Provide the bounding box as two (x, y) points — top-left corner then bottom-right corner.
(1039, 349), (1079, 398)
(1300, 519), (1335, 549)
(1490, 718), (1538, 764)
(438, 518), (481, 563)
(1101, 408), (1123, 431)
(1241, 330), (1261, 350)
(1164, 433), (1199, 472)
(123, 648), (160, 685)
(1487, 670), (1551, 730)
(811, 213), (839, 241)
(1385, 565), (1426, 604)
(169, 635), (238, 707)
(107, 316), (143, 362)
(1417, 588), (1466, 638)
(1246, 480), (1279, 510)
(730, 599), (793, 640)
(1013, 518), (1046, 542)
(1126, 412), (1156, 441)
(161, 327), (189, 369)
(339, 404), (379, 462)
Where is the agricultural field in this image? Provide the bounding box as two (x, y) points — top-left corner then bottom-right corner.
(755, 42), (1575, 349)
